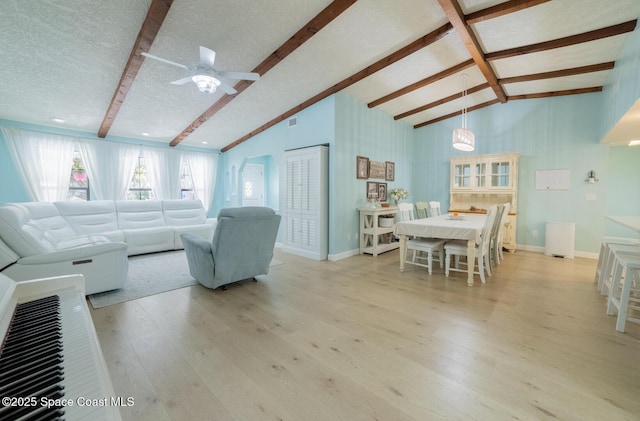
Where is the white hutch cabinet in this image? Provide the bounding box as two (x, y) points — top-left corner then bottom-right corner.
(450, 153), (519, 251)
(283, 145), (329, 260)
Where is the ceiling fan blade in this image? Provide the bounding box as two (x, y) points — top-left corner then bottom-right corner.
(142, 52), (189, 70)
(218, 80), (238, 95)
(216, 71), (260, 81)
(169, 76), (193, 85)
(199, 46), (216, 69)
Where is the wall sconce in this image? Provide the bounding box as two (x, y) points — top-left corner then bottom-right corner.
(585, 170), (599, 184)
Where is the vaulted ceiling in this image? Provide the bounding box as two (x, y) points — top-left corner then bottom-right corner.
(1, 0), (638, 151)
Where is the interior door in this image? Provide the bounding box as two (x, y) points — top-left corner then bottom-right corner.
(241, 164), (264, 207)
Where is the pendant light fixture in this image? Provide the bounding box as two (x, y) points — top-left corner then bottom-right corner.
(452, 73), (475, 151)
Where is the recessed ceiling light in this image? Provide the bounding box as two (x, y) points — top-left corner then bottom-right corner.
(141, 132), (150, 136)
(629, 140), (640, 146)
(50, 117), (65, 123)
(201, 141), (208, 145)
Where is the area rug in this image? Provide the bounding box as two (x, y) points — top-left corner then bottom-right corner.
(88, 250), (284, 309)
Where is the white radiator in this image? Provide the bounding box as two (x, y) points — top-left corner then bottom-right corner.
(545, 222), (575, 258)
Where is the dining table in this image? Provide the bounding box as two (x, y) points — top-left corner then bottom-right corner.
(395, 213), (487, 286)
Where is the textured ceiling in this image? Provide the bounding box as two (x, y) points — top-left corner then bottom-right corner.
(0, 0), (639, 150)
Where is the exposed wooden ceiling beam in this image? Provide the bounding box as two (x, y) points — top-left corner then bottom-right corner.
(395, 82), (490, 120)
(486, 20), (637, 61)
(508, 86), (602, 100)
(500, 62), (615, 84)
(368, 59), (474, 108)
(403, 62), (611, 123)
(465, 0), (552, 25)
(221, 23), (455, 152)
(413, 86), (603, 129)
(437, 0), (507, 103)
(98, 0), (174, 138)
(414, 99), (500, 128)
(170, 0), (357, 147)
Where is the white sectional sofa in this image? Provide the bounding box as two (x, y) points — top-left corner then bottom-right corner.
(0, 200), (216, 294)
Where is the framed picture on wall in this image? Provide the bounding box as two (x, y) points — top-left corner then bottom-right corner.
(378, 182), (387, 202)
(385, 161), (395, 181)
(369, 160), (386, 179)
(356, 156), (369, 179)
(366, 181), (379, 200)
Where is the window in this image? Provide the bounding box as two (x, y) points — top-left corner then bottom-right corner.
(127, 156), (155, 200)
(67, 150), (90, 201)
(243, 180), (253, 199)
(180, 160), (195, 200)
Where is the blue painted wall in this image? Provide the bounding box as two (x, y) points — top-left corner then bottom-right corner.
(333, 92), (414, 255)
(414, 94), (611, 253)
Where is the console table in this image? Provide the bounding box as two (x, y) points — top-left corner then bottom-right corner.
(359, 207), (399, 256)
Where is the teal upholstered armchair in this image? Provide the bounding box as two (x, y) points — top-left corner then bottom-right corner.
(181, 207), (281, 290)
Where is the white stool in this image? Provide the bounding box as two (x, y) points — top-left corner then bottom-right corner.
(595, 237), (640, 287)
(606, 254), (640, 332)
(598, 243), (640, 295)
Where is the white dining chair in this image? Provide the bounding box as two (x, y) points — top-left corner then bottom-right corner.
(415, 201), (429, 219)
(396, 202), (415, 222)
(427, 201), (441, 217)
(491, 202), (511, 266)
(445, 205), (498, 284)
(401, 202), (445, 275)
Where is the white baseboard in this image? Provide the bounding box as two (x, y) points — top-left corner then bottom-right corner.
(516, 244), (545, 254)
(516, 244), (598, 259)
(328, 248), (359, 261)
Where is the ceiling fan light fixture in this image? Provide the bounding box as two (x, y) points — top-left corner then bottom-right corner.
(192, 74), (220, 93)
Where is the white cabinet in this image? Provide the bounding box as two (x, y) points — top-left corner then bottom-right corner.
(283, 146), (328, 260)
(451, 153), (518, 190)
(450, 153), (519, 251)
(359, 207), (399, 256)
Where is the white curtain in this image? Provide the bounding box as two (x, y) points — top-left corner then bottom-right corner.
(1, 127), (75, 201)
(78, 141), (139, 200)
(143, 146), (181, 200)
(182, 151), (217, 212)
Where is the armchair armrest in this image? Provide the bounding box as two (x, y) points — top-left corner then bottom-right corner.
(181, 233), (215, 286)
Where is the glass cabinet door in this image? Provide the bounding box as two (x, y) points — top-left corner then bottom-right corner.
(491, 161), (510, 187)
(454, 163), (471, 188)
(475, 163), (486, 188)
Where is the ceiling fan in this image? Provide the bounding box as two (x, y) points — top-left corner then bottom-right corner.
(141, 46), (260, 95)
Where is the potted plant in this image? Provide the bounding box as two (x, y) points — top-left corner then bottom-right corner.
(389, 187), (409, 206)
(72, 157), (86, 181)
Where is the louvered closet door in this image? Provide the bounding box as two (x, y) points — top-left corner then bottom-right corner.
(286, 152), (318, 251)
(286, 156), (302, 247)
(298, 152), (318, 250)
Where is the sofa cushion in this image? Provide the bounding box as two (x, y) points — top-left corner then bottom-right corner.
(54, 200), (123, 241)
(122, 226), (174, 256)
(116, 200), (167, 230)
(162, 200), (206, 225)
(0, 204), (58, 256)
(20, 202), (77, 242)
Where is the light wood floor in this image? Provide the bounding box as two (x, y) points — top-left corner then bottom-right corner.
(90, 249), (640, 420)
